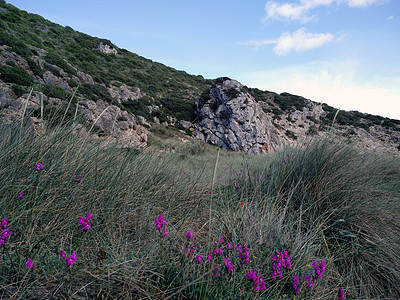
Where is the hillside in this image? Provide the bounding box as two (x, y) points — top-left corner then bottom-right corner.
(1, 0), (400, 155)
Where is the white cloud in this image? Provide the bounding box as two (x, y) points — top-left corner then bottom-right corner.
(387, 15), (394, 21)
(239, 28), (334, 54)
(265, 1), (308, 21)
(264, 0), (389, 22)
(274, 28), (334, 55)
(239, 61), (400, 120)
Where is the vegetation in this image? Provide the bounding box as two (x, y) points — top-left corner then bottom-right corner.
(0, 114), (399, 298)
(274, 93), (309, 112)
(0, 61), (33, 86)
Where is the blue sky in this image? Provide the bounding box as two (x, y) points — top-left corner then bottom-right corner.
(6, 0), (400, 119)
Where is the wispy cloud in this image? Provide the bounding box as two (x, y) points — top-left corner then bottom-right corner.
(347, 0), (388, 7)
(237, 39), (277, 49)
(239, 28), (334, 55)
(387, 15), (394, 21)
(264, 0), (389, 22)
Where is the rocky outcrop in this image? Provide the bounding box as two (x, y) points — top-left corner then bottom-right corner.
(95, 42), (118, 55)
(43, 71), (71, 91)
(107, 84), (145, 103)
(77, 71), (94, 84)
(193, 79), (281, 154)
(79, 99), (148, 147)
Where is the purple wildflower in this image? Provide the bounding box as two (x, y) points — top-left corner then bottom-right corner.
(272, 250), (291, 281)
(224, 257), (234, 274)
(196, 254), (202, 262)
(238, 244), (250, 265)
(60, 250), (77, 266)
(163, 227), (168, 238)
(0, 218), (11, 246)
(184, 245), (195, 256)
(35, 162), (44, 171)
(212, 265), (221, 278)
(338, 288), (345, 300)
(186, 230), (194, 241)
(313, 260), (326, 279)
(18, 192), (23, 199)
(26, 258), (34, 270)
(219, 237), (224, 244)
(215, 247), (223, 256)
(227, 242), (232, 250)
(79, 212), (92, 231)
(293, 274), (300, 295)
(246, 270), (266, 292)
(66, 251), (77, 266)
(305, 274), (314, 289)
(154, 214), (166, 231)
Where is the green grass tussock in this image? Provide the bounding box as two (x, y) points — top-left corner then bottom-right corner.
(0, 116), (399, 299)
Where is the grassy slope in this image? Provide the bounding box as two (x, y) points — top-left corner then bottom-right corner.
(0, 112), (399, 299)
(0, 0), (213, 124)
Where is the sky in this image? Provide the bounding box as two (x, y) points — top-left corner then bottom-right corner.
(6, 0), (400, 120)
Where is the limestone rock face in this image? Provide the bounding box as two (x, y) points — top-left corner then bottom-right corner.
(43, 71), (71, 92)
(77, 71), (94, 85)
(95, 42), (118, 55)
(193, 79), (281, 154)
(107, 84), (145, 103)
(79, 99), (148, 147)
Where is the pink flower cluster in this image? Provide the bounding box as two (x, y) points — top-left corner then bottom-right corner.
(313, 260), (326, 279)
(293, 274), (300, 294)
(212, 265), (221, 278)
(79, 212), (92, 231)
(186, 230), (194, 241)
(154, 214), (167, 238)
(224, 257), (234, 274)
(272, 250), (291, 281)
(237, 244), (250, 265)
(184, 244), (195, 256)
(26, 257), (34, 270)
(35, 162), (44, 171)
(246, 269), (266, 292)
(305, 274), (314, 289)
(60, 250), (77, 266)
(0, 218), (11, 246)
(338, 288), (345, 300)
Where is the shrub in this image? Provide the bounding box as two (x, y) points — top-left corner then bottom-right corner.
(39, 84), (71, 100)
(285, 130), (297, 140)
(44, 52), (76, 76)
(11, 84), (27, 97)
(43, 63), (61, 77)
(275, 92), (308, 112)
(0, 62), (33, 86)
(26, 57), (43, 77)
(225, 87), (240, 99)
